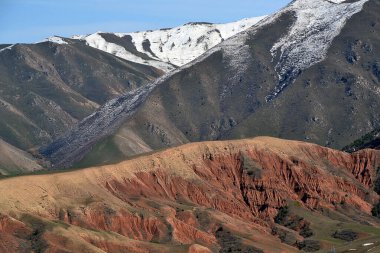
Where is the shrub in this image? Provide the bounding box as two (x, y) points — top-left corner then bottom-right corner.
(371, 202), (380, 218)
(297, 240), (321, 252)
(274, 206), (289, 224)
(332, 229), (358, 241)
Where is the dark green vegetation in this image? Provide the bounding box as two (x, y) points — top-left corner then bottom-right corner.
(274, 206), (290, 224)
(274, 205), (315, 250)
(332, 229), (358, 242)
(0, 40), (162, 153)
(372, 202), (380, 218)
(296, 240), (320, 252)
(215, 226), (264, 253)
(343, 127), (380, 152)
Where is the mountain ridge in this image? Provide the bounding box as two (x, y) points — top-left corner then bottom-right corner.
(0, 16), (266, 166)
(43, 0), (380, 169)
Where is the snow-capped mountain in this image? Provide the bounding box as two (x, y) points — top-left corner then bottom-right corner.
(266, 0), (370, 101)
(0, 16), (265, 160)
(43, 0), (380, 169)
(6, 16), (267, 73)
(70, 17), (266, 72)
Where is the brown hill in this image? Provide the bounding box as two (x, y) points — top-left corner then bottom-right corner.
(1, 137), (380, 252)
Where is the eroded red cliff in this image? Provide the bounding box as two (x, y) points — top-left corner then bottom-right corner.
(0, 137), (379, 252)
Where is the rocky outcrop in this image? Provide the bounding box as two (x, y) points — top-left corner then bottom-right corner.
(60, 208), (169, 242)
(101, 139), (379, 222)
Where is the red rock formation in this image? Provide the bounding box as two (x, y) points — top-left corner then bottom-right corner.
(167, 216), (217, 246)
(188, 244), (213, 253)
(0, 137), (379, 252)
(60, 208), (169, 242)
(102, 142), (379, 222)
(0, 214), (32, 253)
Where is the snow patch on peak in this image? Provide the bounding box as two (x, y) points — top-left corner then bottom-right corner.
(215, 16), (267, 39)
(73, 17), (265, 71)
(84, 33), (175, 72)
(71, 34), (87, 40)
(124, 16), (266, 67)
(0, 44), (14, 53)
(267, 0), (369, 101)
(44, 36), (68, 45)
(328, 0), (347, 3)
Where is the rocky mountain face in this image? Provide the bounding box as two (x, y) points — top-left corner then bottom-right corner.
(1, 137), (380, 252)
(43, 0), (380, 169)
(0, 40), (162, 154)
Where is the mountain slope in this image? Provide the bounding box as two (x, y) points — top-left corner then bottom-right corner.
(43, 0), (380, 169)
(2, 137), (380, 252)
(0, 138), (44, 176)
(0, 16), (266, 172)
(0, 39), (162, 152)
(72, 17), (266, 72)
